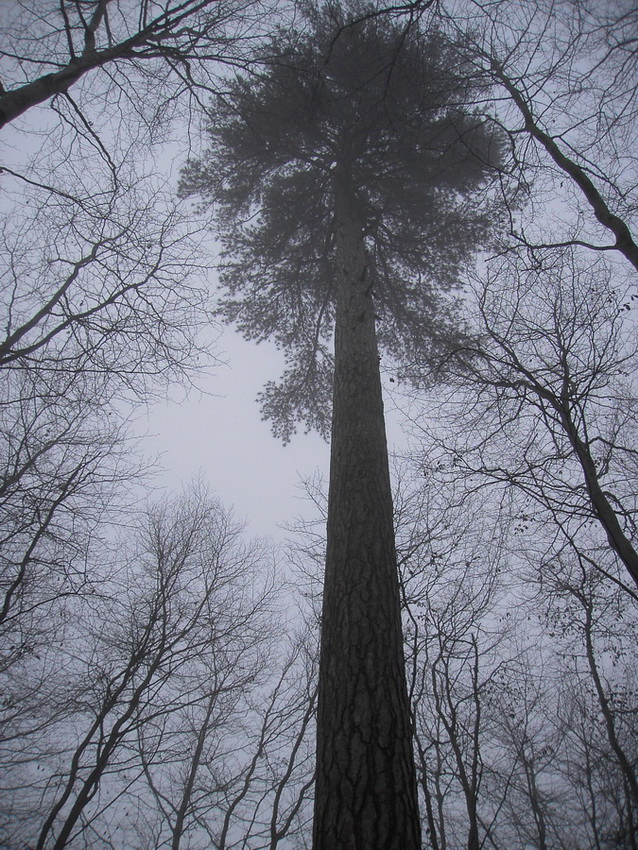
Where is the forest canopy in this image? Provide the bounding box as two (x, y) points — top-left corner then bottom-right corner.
(180, 5), (504, 439)
(0, 0), (637, 847)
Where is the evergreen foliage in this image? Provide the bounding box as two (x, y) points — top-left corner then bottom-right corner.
(180, 3), (502, 440)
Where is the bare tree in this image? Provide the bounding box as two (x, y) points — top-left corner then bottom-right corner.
(0, 0), (277, 132)
(0, 178), (210, 762)
(394, 470), (516, 850)
(543, 553), (638, 848)
(0, 487), (276, 850)
(214, 633), (317, 850)
(0, 2), (235, 788)
(391, 449), (638, 849)
(408, 248), (638, 596)
(432, 0), (638, 274)
(131, 526), (318, 850)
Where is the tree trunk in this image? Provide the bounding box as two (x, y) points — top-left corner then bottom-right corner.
(312, 175), (421, 849)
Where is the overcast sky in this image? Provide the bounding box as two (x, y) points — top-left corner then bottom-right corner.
(141, 321), (410, 542)
(0, 55), (413, 549)
(141, 325), (329, 540)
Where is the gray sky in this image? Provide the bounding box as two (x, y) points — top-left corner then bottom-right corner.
(0, 19), (412, 549)
(141, 324), (410, 541)
(142, 327), (330, 540)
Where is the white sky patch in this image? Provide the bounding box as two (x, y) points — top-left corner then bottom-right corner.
(141, 326), (330, 540)
(141, 325), (411, 541)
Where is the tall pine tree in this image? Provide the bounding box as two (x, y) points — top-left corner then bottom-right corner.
(181, 5), (500, 846)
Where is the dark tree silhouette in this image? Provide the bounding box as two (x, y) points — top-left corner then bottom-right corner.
(181, 5), (500, 846)
(0, 0), (265, 132)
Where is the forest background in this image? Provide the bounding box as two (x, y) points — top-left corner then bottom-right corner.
(1, 0), (637, 848)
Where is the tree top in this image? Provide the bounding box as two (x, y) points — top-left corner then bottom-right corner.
(181, 3), (504, 440)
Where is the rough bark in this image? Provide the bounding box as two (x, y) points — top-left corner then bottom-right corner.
(312, 175), (421, 849)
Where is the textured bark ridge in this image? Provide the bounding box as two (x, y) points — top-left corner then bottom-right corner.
(312, 180), (421, 849)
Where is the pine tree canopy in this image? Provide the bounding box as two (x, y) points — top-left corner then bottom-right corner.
(180, 3), (502, 440)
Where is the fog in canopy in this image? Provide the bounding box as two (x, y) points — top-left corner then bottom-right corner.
(180, 3), (504, 441)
